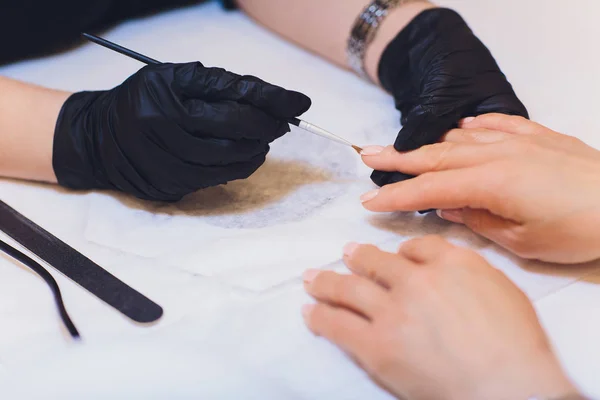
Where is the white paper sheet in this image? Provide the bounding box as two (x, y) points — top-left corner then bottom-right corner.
(1, 0), (600, 397)
(0, 285), (395, 400)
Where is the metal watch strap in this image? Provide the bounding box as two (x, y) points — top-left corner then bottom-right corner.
(347, 0), (419, 81)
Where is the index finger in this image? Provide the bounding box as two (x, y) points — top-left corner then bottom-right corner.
(442, 128), (514, 144)
(344, 243), (416, 289)
(177, 64), (311, 119)
(184, 100), (288, 141)
(361, 142), (502, 175)
(362, 165), (508, 215)
(459, 113), (544, 135)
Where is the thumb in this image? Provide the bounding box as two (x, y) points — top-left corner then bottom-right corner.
(394, 110), (463, 151)
(438, 208), (522, 249)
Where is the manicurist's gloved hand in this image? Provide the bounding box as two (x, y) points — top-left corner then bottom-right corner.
(371, 8), (528, 186)
(53, 62), (311, 202)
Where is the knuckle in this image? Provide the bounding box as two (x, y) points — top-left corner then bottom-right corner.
(501, 114), (525, 131)
(465, 130), (483, 143)
(512, 136), (537, 151)
(331, 276), (352, 303)
(502, 227), (537, 259)
(500, 137), (525, 154)
(418, 235), (453, 253)
(397, 239), (416, 256)
(413, 171), (437, 195)
(400, 237), (423, 253)
(367, 352), (394, 377)
(509, 115), (529, 126)
(382, 145), (399, 157)
(509, 243), (536, 259)
(421, 142), (455, 171)
(445, 128), (461, 137)
(463, 210), (485, 232)
(364, 265), (380, 283)
(566, 136), (584, 146)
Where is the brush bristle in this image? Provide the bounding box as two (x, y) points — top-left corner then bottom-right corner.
(352, 145), (363, 154)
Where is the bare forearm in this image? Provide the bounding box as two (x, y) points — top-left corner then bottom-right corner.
(0, 76), (70, 183)
(236, 0), (435, 83)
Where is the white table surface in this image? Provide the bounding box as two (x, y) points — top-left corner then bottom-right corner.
(0, 1), (599, 398)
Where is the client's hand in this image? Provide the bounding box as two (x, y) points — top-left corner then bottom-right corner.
(360, 114), (600, 264)
(372, 8), (528, 187)
(302, 237), (577, 400)
(53, 62), (311, 202)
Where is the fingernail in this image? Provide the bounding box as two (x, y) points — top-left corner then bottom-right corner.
(302, 304), (314, 320)
(360, 145), (384, 156)
(343, 242), (359, 258)
(460, 117), (476, 126)
(303, 269), (320, 283)
(360, 189), (379, 203)
(437, 209), (464, 223)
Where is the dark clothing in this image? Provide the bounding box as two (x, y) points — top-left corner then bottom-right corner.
(0, 0), (235, 65)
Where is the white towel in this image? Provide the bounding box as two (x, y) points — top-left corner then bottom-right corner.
(0, 285), (395, 400)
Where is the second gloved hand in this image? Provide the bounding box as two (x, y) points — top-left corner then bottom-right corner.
(372, 8), (529, 186)
(53, 62), (311, 202)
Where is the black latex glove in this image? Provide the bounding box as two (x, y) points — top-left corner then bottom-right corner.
(372, 8), (529, 187)
(53, 62), (311, 202)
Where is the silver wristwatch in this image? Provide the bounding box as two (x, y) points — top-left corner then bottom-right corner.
(347, 0), (419, 81)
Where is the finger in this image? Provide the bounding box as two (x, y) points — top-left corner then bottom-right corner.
(438, 208), (523, 251)
(370, 169), (414, 187)
(398, 235), (456, 264)
(119, 133), (268, 192)
(394, 111), (462, 151)
(459, 113), (543, 135)
(184, 100), (289, 141)
(219, 151), (268, 182)
(443, 128), (513, 144)
(178, 137), (266, 166)
(302, 303), (373, 357)
(361, 165), (503, 213)
(435, 209), (465, 224)
(344, 243), (414, 289)
(361, 142), (501, 175)
(303, 270), (389, 318)
(177, 63), (311, 119)
(188, 151), (267, 187)
(132, 117), (268, 165)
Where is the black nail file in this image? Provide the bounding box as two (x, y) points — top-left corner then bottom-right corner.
(0, 200), (163, 324)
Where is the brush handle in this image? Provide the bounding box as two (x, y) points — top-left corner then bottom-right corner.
(82, 33), (160, 65)
(82, 33), (356, 149)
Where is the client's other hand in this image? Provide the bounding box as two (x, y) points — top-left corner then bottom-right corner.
(303, 237), (577, 400)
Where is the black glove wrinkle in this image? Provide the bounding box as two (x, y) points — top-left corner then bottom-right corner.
(372, 8), (528, 189)
(53, 62), (311, 202)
